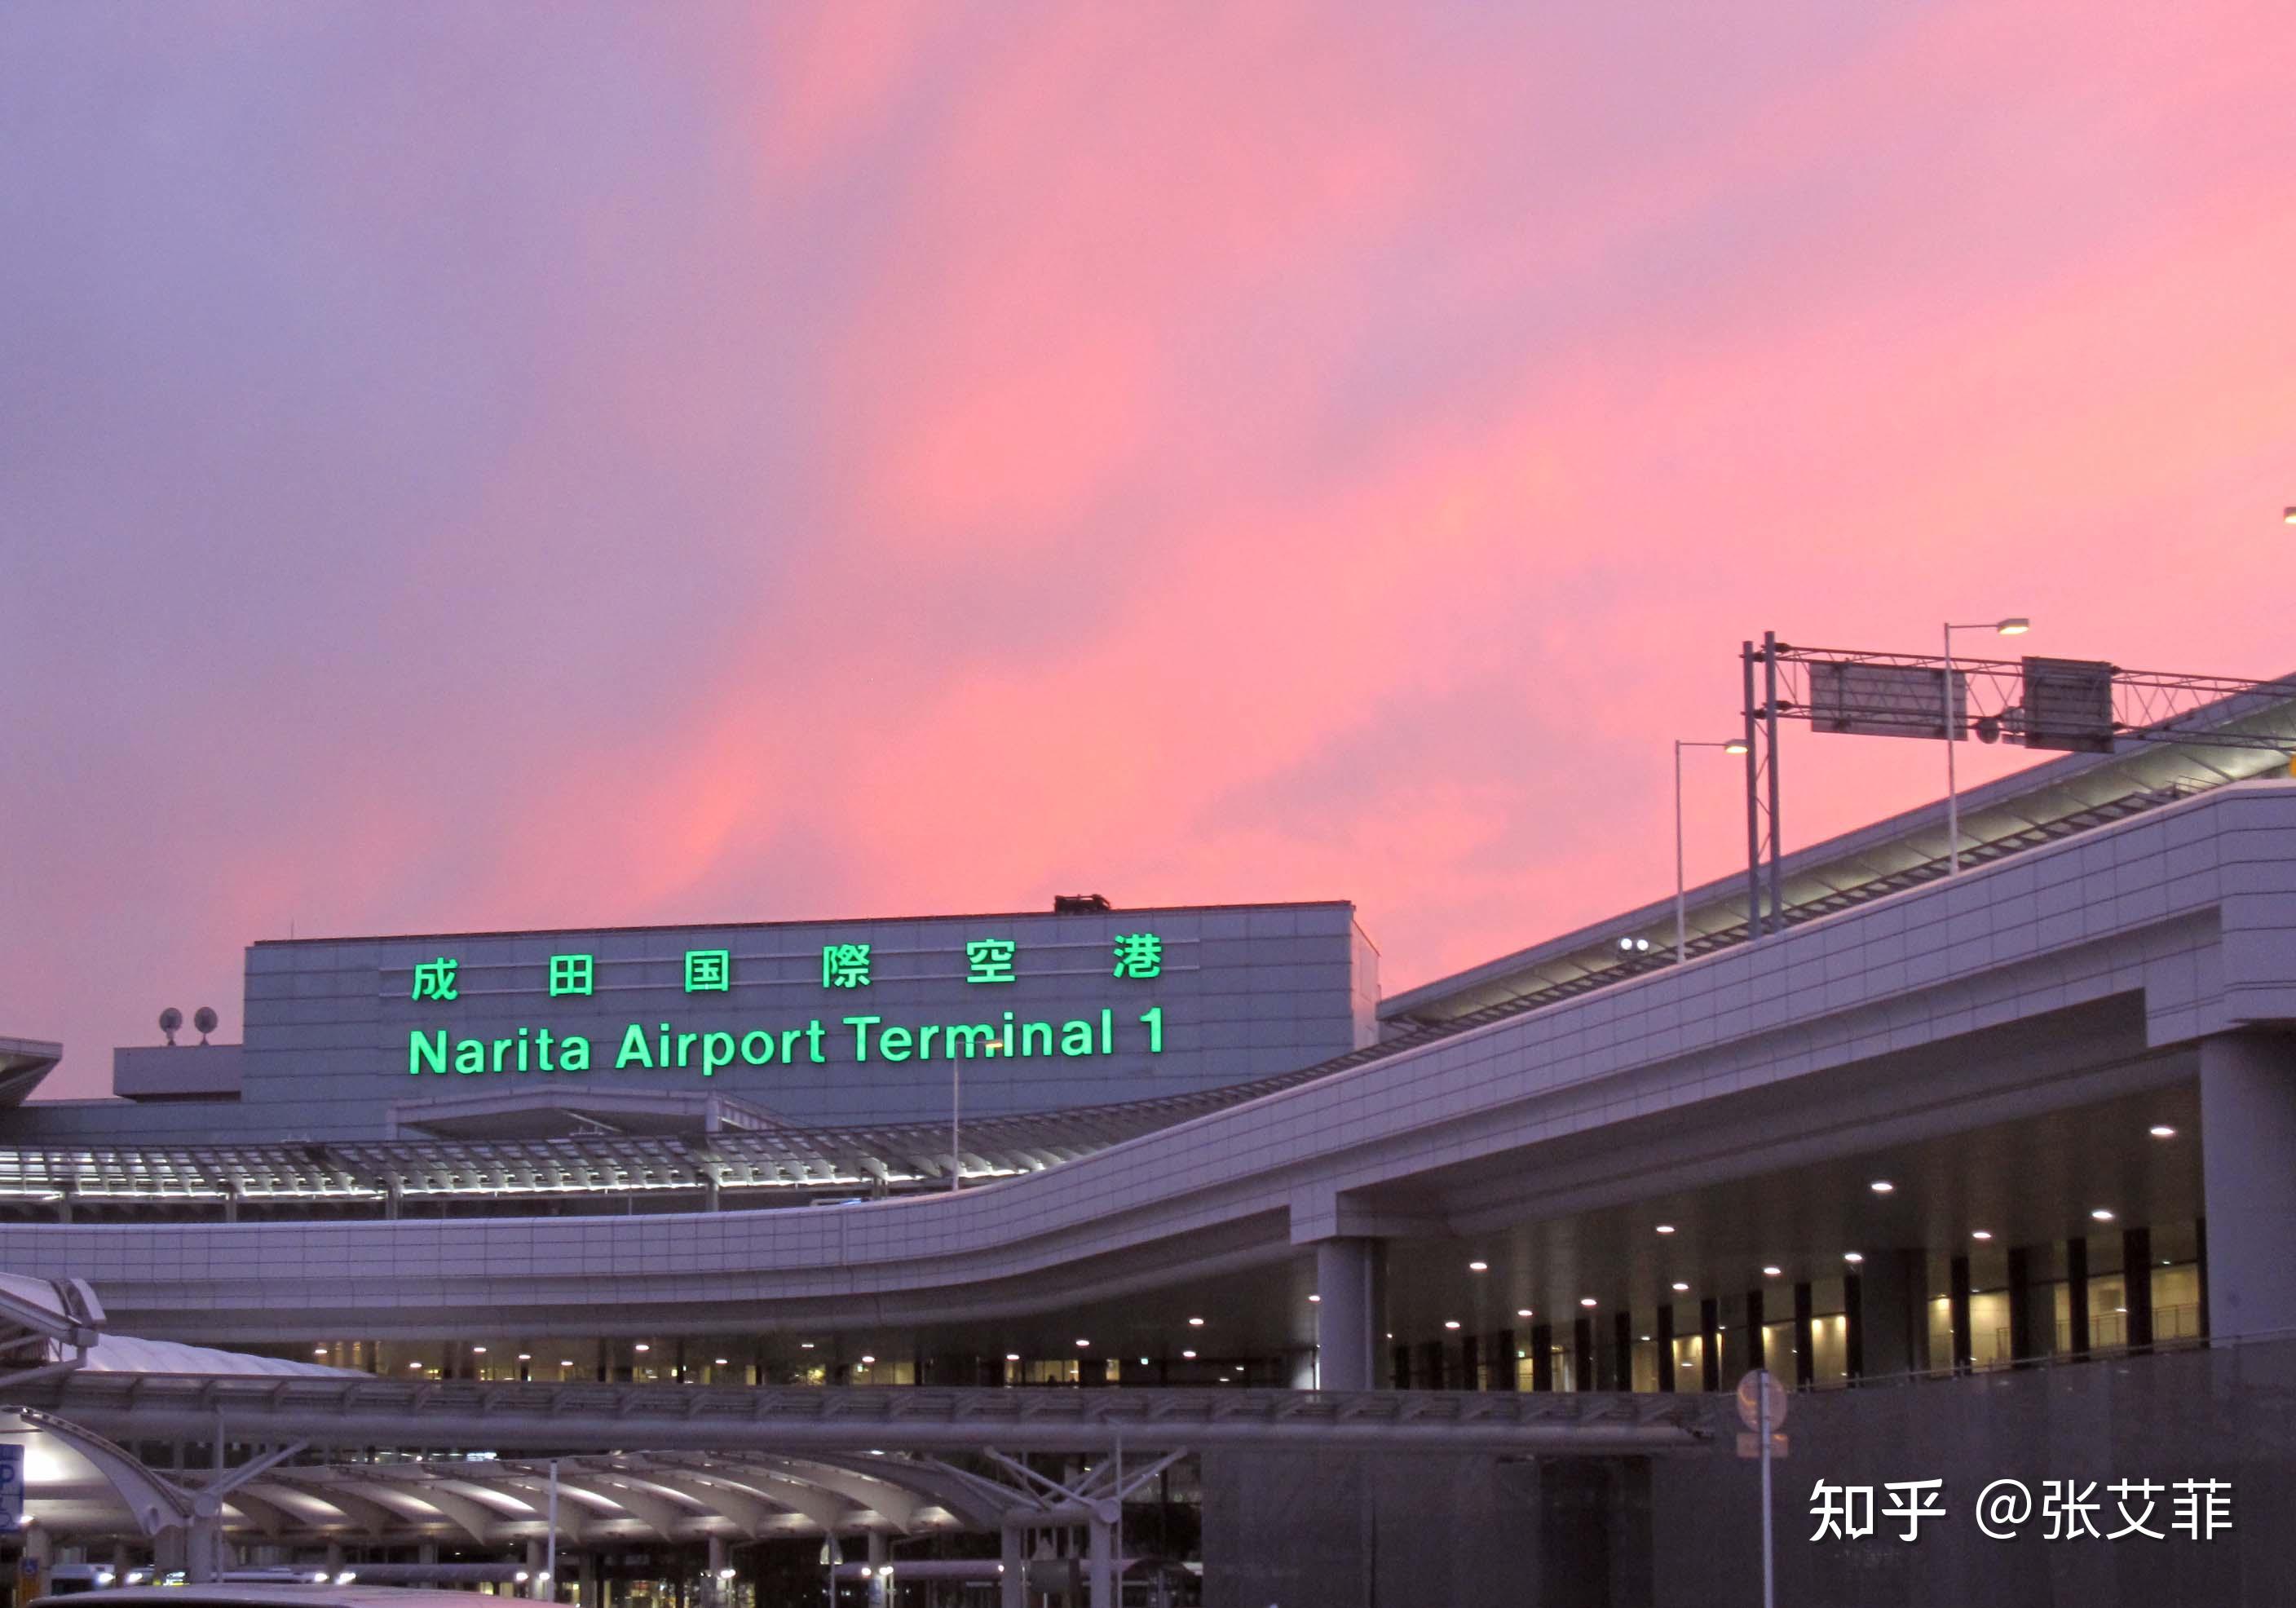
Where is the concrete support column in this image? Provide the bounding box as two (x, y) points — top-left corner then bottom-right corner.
(704, 1536), (728, 1608)
(579, 1550), (599, 1608)
(1848, 1250), (1928, 1380)
(1570, 1317), (1594, 1391)
(1949, 1254), (1973, 1373)
(1087, 1513), (1116, 1608)
(1654, 1306), (1675, 1393)
(1000, 1522), (1026, 1608)
(1313, 1236), (1380, 1391)
(865, 1531), (888, 1608)
(325, 1542), (344, 1577)
(183, 1517), (222, 1584)
(1698, 1299), (1720, 1391)
(1792, 1281), (1815, 1389)
(1609, 1310), (1633, 1391)
(2007, 1246), (2037, 1361)
(2066, 1236), (2091, 1358)
(1530, 1323), (1552, 1391)
(526, 1540), (548, 1598)
(1459, 1333), (1481, 1390)
(1744, 1288), (1766, 1373)
(2124, 1226), (2155, 1352)
(1488, 1329), (1516, 1390)
(2201, 1032), (2296, 1339)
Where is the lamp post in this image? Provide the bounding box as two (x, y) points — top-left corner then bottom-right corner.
(1676, 739), (1750, 962)
(1941, 617), (2030, 874)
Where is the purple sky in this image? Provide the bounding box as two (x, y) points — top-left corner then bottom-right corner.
(6, 2), (2294, 1097)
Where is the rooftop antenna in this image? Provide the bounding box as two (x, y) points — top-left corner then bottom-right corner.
(158, 1008), (182, 1046)
(193, 1006), (218, 1045)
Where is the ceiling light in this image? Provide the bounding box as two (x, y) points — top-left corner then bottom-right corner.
(559, 1360), (573, 1367)
(1971, 1230), (1993, 1241)
(516, 1354), (531, 1361)
(859, 1355), (875, 1365)
(1516, 1308), (1533, 1319)
(407, 1361), (422, 1370)
(1005, 1353), (1021, 1363)
(1843, 1252), (1865, 1264)
(714, 1358), (729, 1366)
(1139, 1358), (1149, 1366)
(1181, 1350), (1196, 1359)
(1308, 1294), (1321, 1303)
(471, 1346), (486, 1354)
(2091, 1208), (2115, 1221)
(1443, 1320), (1461, 1331)
(634, 1343), (650, 1353)
(2148, 1124), (2175, 1138)
(1654, 1225), (1676, 1235)
(2114, 1306), (2128, 1315)
(1640, 1335), (1652, 1342)
(1075, 1338), (1091, 1348)
(1578, 1297), (1597, 1308)
(1187, 1316), (1205, 1327)
(1671, 1282), (1689, 1292)
(1763, 1266), (1782, 1277)
(1468, 1261), (1489, 1272)
(312, 1348), (327, 1356)
(1870, 1181), (1894, 1194)
(800, 1342), (815, 1350)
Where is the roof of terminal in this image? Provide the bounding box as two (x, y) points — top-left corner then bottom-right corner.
(245, 898), (1359, 948)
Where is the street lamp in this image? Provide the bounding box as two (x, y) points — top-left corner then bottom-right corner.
(1676, 739), (1750, 962)
(1942, 616), (2030, 874)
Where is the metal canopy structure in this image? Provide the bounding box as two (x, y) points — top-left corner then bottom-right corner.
(10, 1372), (1711, 1456)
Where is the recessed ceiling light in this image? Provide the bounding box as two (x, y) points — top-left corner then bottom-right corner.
(2148, 1125), (2176, 1138)
(559, 1360), (573, 1367)
(1654, 1225), (1676, 1235)
(1187, 1317), (1205, 1327)
(860, 1355), (875, 1365)
(1308, 1294), (1321, 1303)
(1671, 1282), (1689, 1292)
(800, 1342), (815, 1350)
(516, 1354), (531, 1361)
(714, 1358), (729, 1366)
(1139, 1358), (1149, 1366)
(1075, 1338), (1091, 1347)
(1971, 1230), (1993, 1241)
(1640, 1335), (1652, 1342)
(1516, 1308), (1533, 1318)
(1181, 1350), (1196, 1359)
(1443, 1320), (1461, 1331)
(472, 1346), (487, 1354)
(1468, 1261), (1489, 1272)
(2113, 1306), (2128, 1315)
(1870, 1181), (1894, 1195)
(1843, 1252), (1865, 1264)
(2091, 1208), (2115, 1221)
(312, 1348), (327, 1356)
(1578, 1297), (1597, 1308)
(1763, 1266), (1782, 1277)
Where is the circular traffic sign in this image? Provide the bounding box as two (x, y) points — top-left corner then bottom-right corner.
(1736, 1367), (1788, 1430)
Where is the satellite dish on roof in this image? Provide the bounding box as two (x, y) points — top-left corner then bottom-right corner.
(158, 1008), (183, 1046)
(193, 1006), (219, 1045)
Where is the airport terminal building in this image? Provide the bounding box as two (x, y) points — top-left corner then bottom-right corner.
(2, 671), (2294, 1605)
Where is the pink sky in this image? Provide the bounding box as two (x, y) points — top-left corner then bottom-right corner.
(5, 2), (2294, 1096)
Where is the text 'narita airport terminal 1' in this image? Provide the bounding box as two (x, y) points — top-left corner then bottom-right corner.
(401, 930), (1172, 1078)
(410, 1008), (1168, 1077)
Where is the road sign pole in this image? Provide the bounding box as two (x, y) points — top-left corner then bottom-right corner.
(1759, 1376), (1774, 1608)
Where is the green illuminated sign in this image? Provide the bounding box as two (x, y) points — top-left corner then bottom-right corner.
(408, 1007), (1164, 1078)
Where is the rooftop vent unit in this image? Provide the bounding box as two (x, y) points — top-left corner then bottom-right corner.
(1053, 894), (1113, 914)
